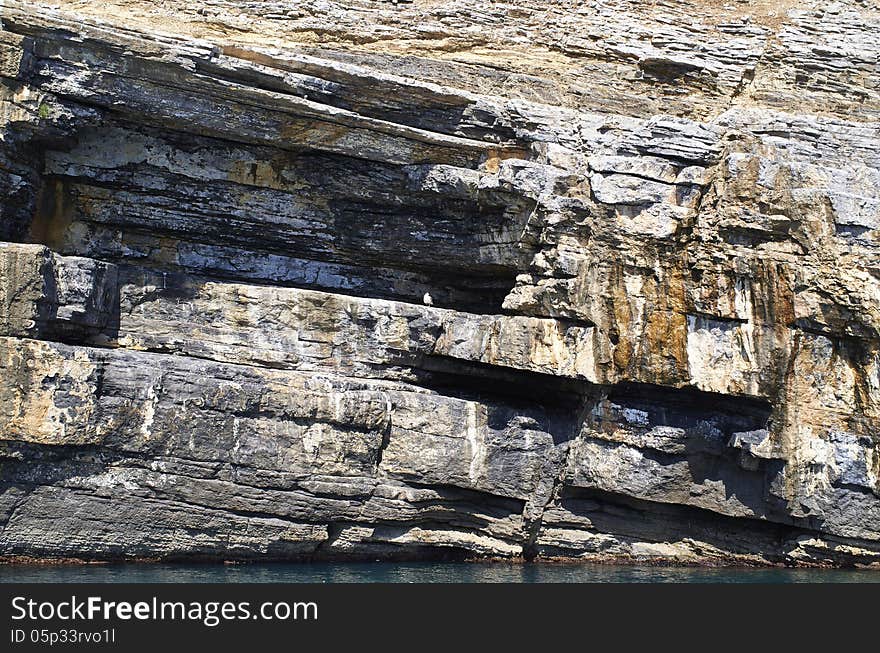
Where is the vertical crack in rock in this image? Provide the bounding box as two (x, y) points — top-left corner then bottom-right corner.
(521, 440), (571, 561)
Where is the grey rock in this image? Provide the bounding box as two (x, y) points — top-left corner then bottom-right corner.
(0, 0), (878, 566)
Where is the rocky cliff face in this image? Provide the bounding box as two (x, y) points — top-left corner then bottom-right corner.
(0, 0), (878, 566)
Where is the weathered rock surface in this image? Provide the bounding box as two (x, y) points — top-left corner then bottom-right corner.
(0, 0), (878, 566)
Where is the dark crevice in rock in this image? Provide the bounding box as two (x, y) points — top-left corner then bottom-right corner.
(23, 117), (537, 313)
(413, 355), (588, 413)
(373, 479), (526, 520)
(605, 382), (772, 434)
(546, 486), (877, 564)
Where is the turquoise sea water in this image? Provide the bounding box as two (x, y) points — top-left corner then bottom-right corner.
(2, 562), (879, 583)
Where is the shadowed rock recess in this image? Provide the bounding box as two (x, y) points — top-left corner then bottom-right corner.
(0, 0), (878, 566)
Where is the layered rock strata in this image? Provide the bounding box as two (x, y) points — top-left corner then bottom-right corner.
(0, 0), (878, 566)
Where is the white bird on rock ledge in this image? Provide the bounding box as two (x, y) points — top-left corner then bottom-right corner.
(422, 292), (433, 306)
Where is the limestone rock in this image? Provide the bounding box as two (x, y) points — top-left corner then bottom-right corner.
(0, 0), (878, 566)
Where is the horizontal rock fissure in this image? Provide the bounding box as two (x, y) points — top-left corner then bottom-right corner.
(543, 486), (880, 566)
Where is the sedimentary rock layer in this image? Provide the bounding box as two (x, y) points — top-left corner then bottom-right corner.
(0, 0), (878, 566)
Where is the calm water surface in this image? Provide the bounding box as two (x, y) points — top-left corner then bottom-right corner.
(1, 562), (878, 583)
